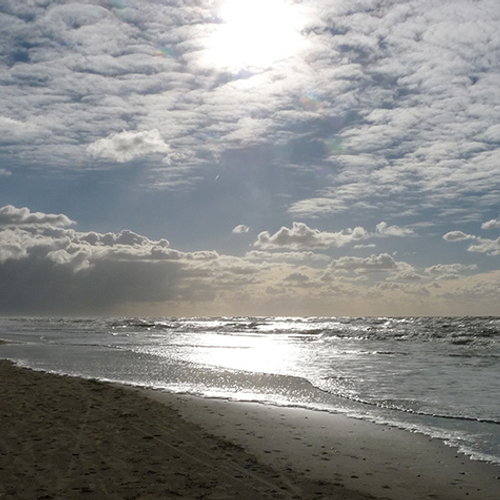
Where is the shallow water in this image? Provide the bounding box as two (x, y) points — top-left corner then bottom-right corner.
(0, 316), (499, 464)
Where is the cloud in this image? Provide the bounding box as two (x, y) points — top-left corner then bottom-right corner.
(2, 204), (500, 316)
(425, 263), (478, 280)
(481, 217), (500, 229)
(254, 221), (413, 251)
(467, 237), (500, 256)
(87, 129), (171, 163)
(245, 250), (330, 265)
(254, 222), (368, 250)
(443, 231), (476, 242)
(0, 169), (11, 176)
(327, 253), (397, 273)
(282, 0), (500, 222)
(481, 124), (500, 143)
(443, 220), (500, 255)
(282, 271), (314, 287)
(354, 244), (376, 249)
(375, 221), (414, 237)
(0, 205), (75, 228)
(2, 0), (500, 224)
(284, 272), (310, 282)
(287, 198), (347, 217)
(0, 205), (224, 314)
(440, 273), (500, 312)
(232, 224), (250, 234)
(0, 116), (43, 144)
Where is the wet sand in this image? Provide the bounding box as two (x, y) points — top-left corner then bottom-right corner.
(150, 392), (500, 500)
(1, 360), (499, 499)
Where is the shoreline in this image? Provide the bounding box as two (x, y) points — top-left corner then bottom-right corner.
(1, 360), (499, 499)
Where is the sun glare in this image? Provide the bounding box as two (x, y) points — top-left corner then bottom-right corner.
(206, 0), (303, 72)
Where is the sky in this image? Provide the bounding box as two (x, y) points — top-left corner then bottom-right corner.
(1, 0), (500, 317)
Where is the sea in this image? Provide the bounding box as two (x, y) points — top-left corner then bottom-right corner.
(0, 316), (499, 465)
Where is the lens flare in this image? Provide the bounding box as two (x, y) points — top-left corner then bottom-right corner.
(156, 46), (175, 58)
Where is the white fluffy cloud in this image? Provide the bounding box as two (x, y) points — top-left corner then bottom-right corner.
(87, 129), (171, 163)
(255, 222), (368, 250)
(254, 221), (414, 250)
(0, 205), (74, 228)
(443, 231), (476, 242)
(442, 217), (500, 255)
(482, 218), (500, 229)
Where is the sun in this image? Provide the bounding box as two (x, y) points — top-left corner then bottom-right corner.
(206, 0), (304, 72)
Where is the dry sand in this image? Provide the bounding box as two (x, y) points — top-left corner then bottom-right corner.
(1, 360), (499, 499)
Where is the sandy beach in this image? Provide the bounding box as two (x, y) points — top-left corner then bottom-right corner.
(0, 360), (498, 499)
